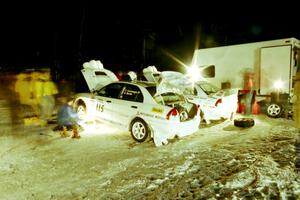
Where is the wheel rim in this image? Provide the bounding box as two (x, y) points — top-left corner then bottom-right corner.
(132, 122), (146, 140)
(267, 104), (281, 117)
(77, 105), (86, 119)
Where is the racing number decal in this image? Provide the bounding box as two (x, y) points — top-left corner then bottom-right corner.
(96, 103), (104, 112)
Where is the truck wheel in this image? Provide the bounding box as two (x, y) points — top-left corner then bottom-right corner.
(130, 119), (149, 142)
(266, 103), (282, 118)
(234, 118), (255, 128)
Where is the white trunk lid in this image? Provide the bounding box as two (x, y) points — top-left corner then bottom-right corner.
(81, 60), (118, 91)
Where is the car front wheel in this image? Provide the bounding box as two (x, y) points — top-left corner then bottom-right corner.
(76, 103), (87, 120)
(130, 119), (149, 142)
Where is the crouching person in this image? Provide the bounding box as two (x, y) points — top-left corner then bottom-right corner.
(57, 97), (80, 139)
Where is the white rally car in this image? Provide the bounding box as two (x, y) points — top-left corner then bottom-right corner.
(143, 66), (238, 124)
(73, 60), (201, 146)
(188, 81), (238, 123)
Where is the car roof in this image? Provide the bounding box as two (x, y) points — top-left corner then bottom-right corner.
(117, 80), (157, 88)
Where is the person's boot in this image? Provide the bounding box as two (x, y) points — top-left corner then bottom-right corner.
(60, 126), (68, 137)
(71, 127), (80, 139)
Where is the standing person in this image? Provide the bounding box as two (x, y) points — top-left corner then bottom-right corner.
(14, 72), (32, 106)
(244, 71), (255, 115)
(116, 70), (124, 81)
(30, 71), (43, 118)
(34, 70), (59, 125)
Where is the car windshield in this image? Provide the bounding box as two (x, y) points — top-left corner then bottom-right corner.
(197, 82), (220, 95)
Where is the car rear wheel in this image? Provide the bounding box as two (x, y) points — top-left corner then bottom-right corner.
(234, 117), (255, 128)
(130, 119), (149, 142)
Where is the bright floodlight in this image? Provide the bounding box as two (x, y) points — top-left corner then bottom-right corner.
(274, 80), (284, 89)
(187, 65), (201, 82)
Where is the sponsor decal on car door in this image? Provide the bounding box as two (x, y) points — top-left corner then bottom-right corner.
(110, 84), (144, 127)
(95, 83), (124, 124)
(93, 96), (114, 123)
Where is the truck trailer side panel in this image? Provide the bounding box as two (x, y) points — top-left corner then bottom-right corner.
(192, 38), (299, 95)
(193, 43), (259, 90)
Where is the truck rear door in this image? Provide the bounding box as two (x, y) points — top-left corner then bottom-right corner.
(260, 45), (292, 94)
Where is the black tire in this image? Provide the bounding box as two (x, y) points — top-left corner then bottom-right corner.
(266, 103), (283, 118)
(130, 118), (149, 142)
(234, 117), (255, 128)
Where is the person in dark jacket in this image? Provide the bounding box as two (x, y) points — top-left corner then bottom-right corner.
(57, 97), (80, 138)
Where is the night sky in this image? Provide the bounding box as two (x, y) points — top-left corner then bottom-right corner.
(1, 1), (299, 79)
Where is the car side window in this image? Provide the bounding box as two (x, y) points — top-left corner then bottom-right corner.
(119, 84), (143, 102)
(97, 83), (124, 99)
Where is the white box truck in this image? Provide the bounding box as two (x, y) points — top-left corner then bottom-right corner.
(192, 37), (300, 117)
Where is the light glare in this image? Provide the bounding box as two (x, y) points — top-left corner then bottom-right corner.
(79, 121), (120, 137)
(274, 80), (284, 89)
(187, 65), (201, 82)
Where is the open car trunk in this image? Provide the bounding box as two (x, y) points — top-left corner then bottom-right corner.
(149, 71), (198, 122)
(143, 67), (238, 121)
(81, 60), (118, 91)
(142, 68), (199, 122)
(153, 92), (199, 122)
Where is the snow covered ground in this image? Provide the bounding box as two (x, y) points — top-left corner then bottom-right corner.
(1, 111), (300, 199)
(0, 76), (300, 199)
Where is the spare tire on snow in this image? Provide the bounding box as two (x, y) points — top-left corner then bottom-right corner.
(234, 117), (255, 128)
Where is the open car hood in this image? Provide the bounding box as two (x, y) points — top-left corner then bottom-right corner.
(144, 67), (238, 99)
(155, 71), (194, 96)
(81, 60), (118, 92)
(143, 66), (194, 96)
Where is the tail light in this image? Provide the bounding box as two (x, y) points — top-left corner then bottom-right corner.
(166, 108), (178, 120)
(215, 98), (222, 107)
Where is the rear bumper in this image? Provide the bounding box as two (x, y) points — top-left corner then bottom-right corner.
(148, 116), (200, 146)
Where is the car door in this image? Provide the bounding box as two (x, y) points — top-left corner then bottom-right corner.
(95, 83), (124, 124)
(109, 83), (144, 128)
